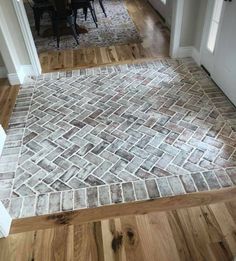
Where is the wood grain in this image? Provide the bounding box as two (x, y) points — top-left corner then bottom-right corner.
(39, 0), (170, 73)
(0, 79), (19, 130)
(1, 199), (236, 261)
(11, 187), (236, 234)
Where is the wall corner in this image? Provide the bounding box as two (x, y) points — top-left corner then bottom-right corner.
(0, 201), (12, 238)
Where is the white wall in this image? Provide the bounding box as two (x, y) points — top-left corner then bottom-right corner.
(148, 0), (207, 53)
(180, 0), (200, 47)
(0, 53), (7, 79)
(1, 1), (30, 65)
(148, 0), (173, 28)
(0, 53), (4, 67)
(0, 0), (35, 84)
(194, 0), (207, 51)
(180, 0), (207, 50)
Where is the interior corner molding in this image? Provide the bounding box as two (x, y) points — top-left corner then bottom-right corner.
(7, 64), (34, 85)
(177, 46), (194, 57)
(12, 0), (42, 77)
(177, 46), (201, 65)
(0, 66), (7, 79)
(191, 47), (201, 66)
(8, 72), (23, 86)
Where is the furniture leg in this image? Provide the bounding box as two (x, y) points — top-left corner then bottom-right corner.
(83, 7), (88, 21)
(67, 16), (79, 45)
(54, 20), (60, 48)
(89, 4), (98, 27)
(73, 9), (79, 34)
(99, 0), (107, 17)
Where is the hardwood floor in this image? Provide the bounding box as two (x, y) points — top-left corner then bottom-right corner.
(0, 79), (19, 130)
(1, 199), (236, 261)
(39, 0), (170, 73)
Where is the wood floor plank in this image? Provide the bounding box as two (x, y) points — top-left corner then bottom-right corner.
(101, 219), (127, 261)
(1, 200), (236, 261)
(136, 215), (155, 260)
(177, 207), (213, 261)
(0, 79), (19, 130)
(120, 216), (145, 261)
(167, 210), (193, 261)
(208, 240), (233, 261)
(225, 201), (236, 221)
(199, 205), (224, 243)
(147, 212), (181, 261)
(210, 203), (236, 236)
(0, 231), (34, 261)
(74, 222), (104, 261)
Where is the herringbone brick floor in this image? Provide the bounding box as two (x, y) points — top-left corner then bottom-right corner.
(0, 58), (236, 218)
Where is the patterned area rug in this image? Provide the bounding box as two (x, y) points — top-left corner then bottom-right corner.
(25, 0), (142, 53)
(1, 58), (236, 218)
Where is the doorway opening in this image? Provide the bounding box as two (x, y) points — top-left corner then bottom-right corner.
(21, 0), (172, 73)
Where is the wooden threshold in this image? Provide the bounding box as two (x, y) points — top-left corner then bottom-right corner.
(11, 186), (236, 234)
(43, 56), (169, 73)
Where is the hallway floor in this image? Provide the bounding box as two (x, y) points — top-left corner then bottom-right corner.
(0, 58), (236, 219)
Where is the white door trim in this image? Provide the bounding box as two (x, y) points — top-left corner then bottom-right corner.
(0, 6), (24, 85)
(169, 0), (184, 58)
(12, 0), (41, 77)
(0, 125), (6, 157)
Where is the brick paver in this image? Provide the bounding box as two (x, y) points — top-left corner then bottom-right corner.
(0, 58), (236, 218)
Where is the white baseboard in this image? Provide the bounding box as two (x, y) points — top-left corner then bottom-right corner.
(177, 46), (193, 58)
(8, 64), (35, 85)
(22, 65), (36, 84)
(177, 46), (201, 65)
(191, 48), (201, 65)
(0, 201), (12, 238)
(0, 125), (6, 157)
(8, 72), (23, 85)
(0, 66), (7, 79)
